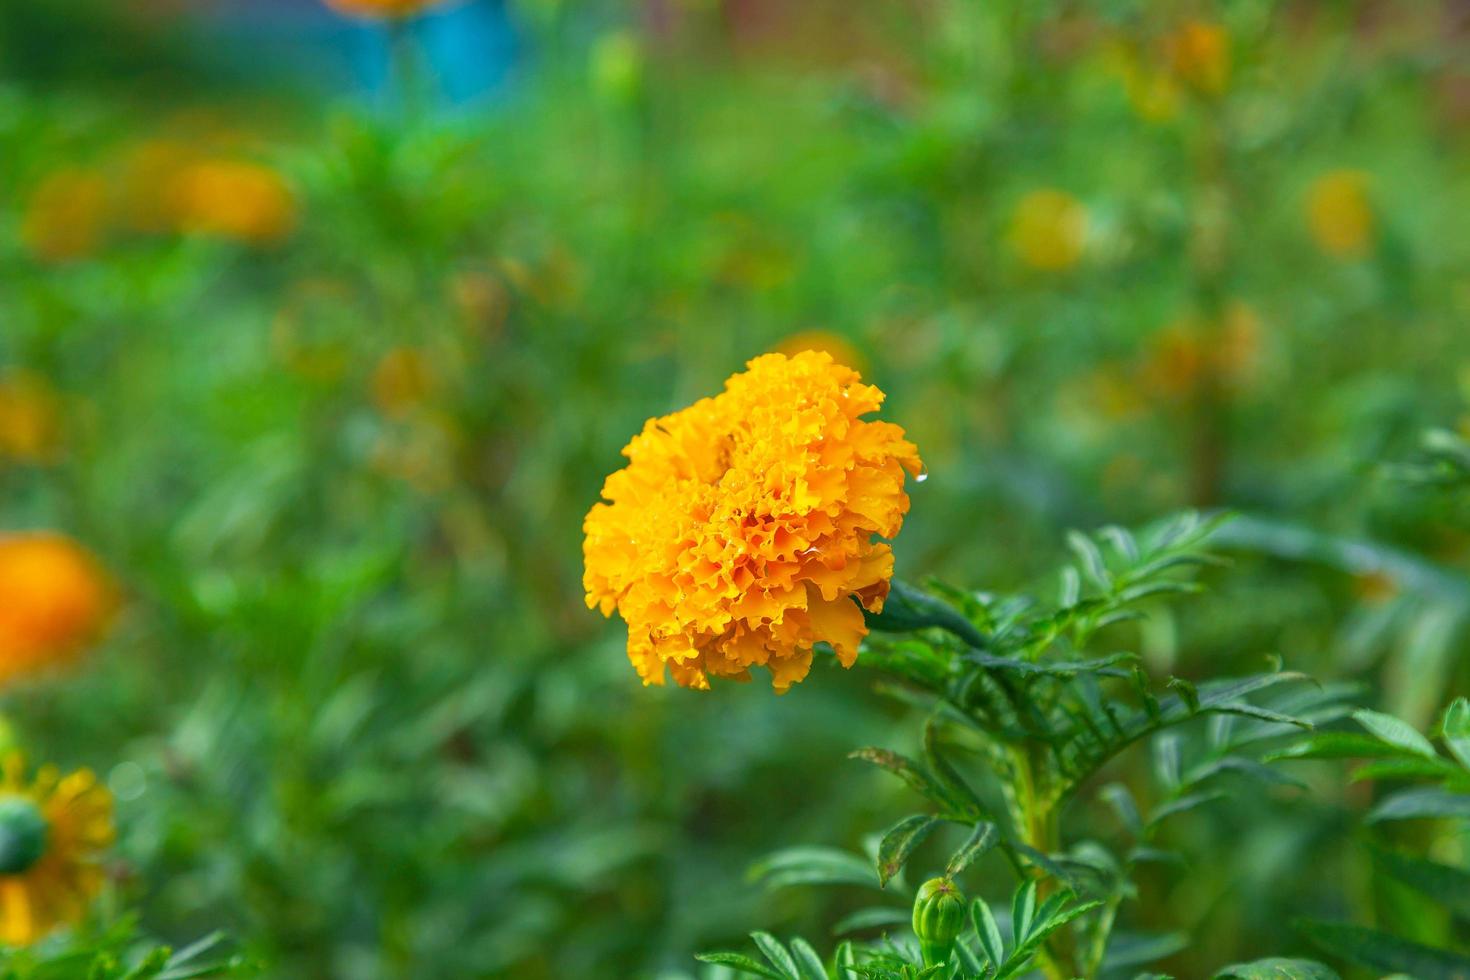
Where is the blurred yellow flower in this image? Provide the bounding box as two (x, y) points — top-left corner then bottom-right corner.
(0, 534), (115, 686)
(1306, 170), (1375, 259)
(0, 374), (63, 465)
(1141, 302), (1264, 398)
(0, 754), (113, 946)
(115, 139), (199, 234)
(772, 331), (867, 373)
(175, 160), (296, 245)
(20, 168), (109, 263)
(584, 351), (922, 692)
(1009, 189), (1088, 271)
(1163, 20), (1231, 97)
(371, 347), (436, 419)
(323, 0), (449, 18)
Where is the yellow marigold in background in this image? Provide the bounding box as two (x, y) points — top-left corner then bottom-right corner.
(0, 534), (115, 685)
(584, 351), (922, 692)
(1163, 20), (1231, 96)
(1141, 302), (1263, 397)
(175, 160), (296, 245)
(1009, 189), (1088, 272)
(115, 139), (199, 234)
(1306, 170), (1375, 259)
(0, 754), (113, 946)
(20, 168), (109, 263)
(0, 374), (63, 465)
(371, 347), (436, 419)
(324, 0), (449, 18)
(773, 331), (867, 374)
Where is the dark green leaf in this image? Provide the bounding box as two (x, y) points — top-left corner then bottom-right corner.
(1367, 787), (1470, 823)
(945, 822), (998, 878)
(1212, 957), (1340, 979)
(1298, 919), (1470, 978)
(877, 815), (942, 887)
(696, 952), (787, 979)
(752, 932), (801, 979)
(1371, 845), (1470, 917)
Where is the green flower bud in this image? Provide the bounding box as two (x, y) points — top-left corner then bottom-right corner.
(912, 876), (965, 967)
(0, 796), (47, 875)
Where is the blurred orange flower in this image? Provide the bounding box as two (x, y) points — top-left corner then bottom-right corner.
(371, 347), (436, 418)
(1009, 189), (1088, 271)
(1141, 302), (1264, 398)
(1163, 20), (1231, 97)
(20, 168), (109, 263)
(1306, 170), (1375, 259)
(115, 139), (199, 234)
(0, 374), (63, 465)
(772, 331), (867, 373)
(175, 160), (296, 245)
(0, 534), (115, 685)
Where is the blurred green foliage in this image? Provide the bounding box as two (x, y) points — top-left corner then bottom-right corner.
(2, 0), (1470, 976)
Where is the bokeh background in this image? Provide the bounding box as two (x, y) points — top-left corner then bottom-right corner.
(3, 0), (1470, 976)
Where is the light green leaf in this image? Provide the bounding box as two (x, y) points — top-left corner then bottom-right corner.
(1442, 698), (1470, 771)
(1366, 787), (1470, 823)
(696, 952), (787, 979)
(971, 899), (1003, 967)
(1212, 957), (1340, 979)
(751, 932), (800, 979)
(1353, 709), (1439, 759)
(945, 822), (998, 878)
(787, 938), (827, 980)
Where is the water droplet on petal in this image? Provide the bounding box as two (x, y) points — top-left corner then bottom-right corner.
(915, 472), (928, 483)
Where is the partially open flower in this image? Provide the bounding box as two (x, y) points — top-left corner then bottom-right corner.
(584, 351), (922, 692)
(0, 534), (116, 686)
(0, 754), (114, 946)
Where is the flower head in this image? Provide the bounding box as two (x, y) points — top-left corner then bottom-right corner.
(1009, 189), (1088, 272)
(1306, 170), (1375, 259)
(175, 160), (296, 245)
(0, 534), (115, 686)
(584, 351), (922, 692)
(21, 168), (109, 264)
(1163, 20), (1231, 97)
(0, 754), (114, 945)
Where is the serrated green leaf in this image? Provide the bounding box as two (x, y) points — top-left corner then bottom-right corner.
(924, 719), (985, 821)
(1298, 919), (1470, 978)
(945, 822), (998, 878)
(1353, 709), (1439, 759)
(1068, 530), (1112, 589)
(1366, 787), (1470, 823)
(1442, 698), (1470, 771)
(1206, 703), (1313, 730)
(971, 899), (1004, 967)
(1264, 732), (1422, 762)
(1350, 756), (1461, 783)
(1212, 957), (1340, 979)
(1148, 790), (1227, 827)
(877, 814), (942, 887)
(697, 952), (788, 979)
(850, 749), (957, 816)
(788, 938), (828, 980)
(752, 932), (801, 979)
(1010, 881), (1037, 947)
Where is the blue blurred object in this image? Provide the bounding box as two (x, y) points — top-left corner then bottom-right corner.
(206, 0), (521, 108)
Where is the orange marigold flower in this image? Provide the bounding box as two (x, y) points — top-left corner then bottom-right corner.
(584, 351), (922, 692)
(1163, 20), (1231, 97)
(0, 534), (116, 685)
(175, 160), (296, 245)
(371, 347), (436, 419)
